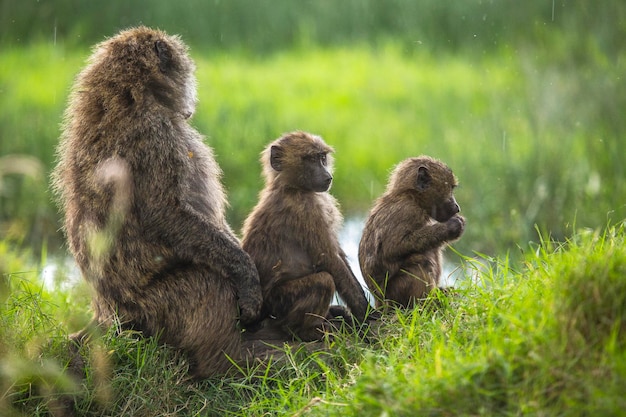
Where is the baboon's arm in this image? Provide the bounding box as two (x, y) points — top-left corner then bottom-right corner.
(152, 203), (262, 324)
(326, 251), (370, 321)
(382, 215), (464, 262)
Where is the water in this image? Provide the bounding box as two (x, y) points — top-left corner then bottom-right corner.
(41, 257), (80, 290)
(42, 217), (465, 298)
(338, 216), (374, 304)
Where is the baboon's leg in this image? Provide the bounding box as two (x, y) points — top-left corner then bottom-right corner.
(387, 264), (438, 309)
(363, 274), (388, 309)
(387, 253), (440, 308)
(136, 266), (241, 377)
(266, 272), (335, 341)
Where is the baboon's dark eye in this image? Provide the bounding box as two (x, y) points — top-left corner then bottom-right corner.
(320, 154), (327, 165)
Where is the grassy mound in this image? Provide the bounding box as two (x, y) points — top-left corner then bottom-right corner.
(1, 222), (625, 416)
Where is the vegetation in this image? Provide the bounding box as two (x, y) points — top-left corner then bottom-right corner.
(1, 40), (625, 256)
(2, 1), (624, 57)
(1, 1), (625, 257)
(2, 223), (625, 416)
(1, 1), (625, 415)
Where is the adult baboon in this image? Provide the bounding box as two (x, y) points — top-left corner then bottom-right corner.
(241, 131), (372, 341)
(52, 26), (262, 377)
(358, 156), (465, 308)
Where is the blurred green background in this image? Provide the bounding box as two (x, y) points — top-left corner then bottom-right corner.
(1, 0), (624, 260)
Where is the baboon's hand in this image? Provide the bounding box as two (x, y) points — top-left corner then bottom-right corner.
(230, 253), (263, 328)
(236, 283), (263, 329)
(445, 214), (465, 240)
(238, 299), (263, 330)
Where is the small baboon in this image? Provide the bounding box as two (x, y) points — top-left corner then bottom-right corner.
(358, 156), (465, 308)
(241, 131), (372, 341)
(52, 26), (262, 377)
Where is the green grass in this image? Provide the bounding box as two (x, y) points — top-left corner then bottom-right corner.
(2, 222), (625, 416)
(1, 5), (625, 415)
(2, 42), (625, 257)
(3, 1), (623, 59)
(0, 44), (84, 249)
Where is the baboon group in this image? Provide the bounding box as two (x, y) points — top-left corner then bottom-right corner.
(52, 27), (465, 380)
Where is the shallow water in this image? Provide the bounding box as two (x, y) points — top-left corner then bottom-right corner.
(42, 217), (463, 300)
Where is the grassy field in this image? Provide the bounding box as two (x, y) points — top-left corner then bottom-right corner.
(1, 42), (625, 257)
(1, 18), (625, 415)
(1, 222), (624, 416)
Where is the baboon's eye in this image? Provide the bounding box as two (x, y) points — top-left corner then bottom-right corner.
(320, 153), (327, 166)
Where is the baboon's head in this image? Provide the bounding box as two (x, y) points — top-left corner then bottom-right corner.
(388, 156), (460, 222)
(262, 131), (334, 192)
(79, 26), (197, 119)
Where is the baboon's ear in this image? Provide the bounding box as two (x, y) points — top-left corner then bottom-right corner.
(416, 165), (432, 191)
(270, 145), (284, 171)
(154, 40), (171, 73)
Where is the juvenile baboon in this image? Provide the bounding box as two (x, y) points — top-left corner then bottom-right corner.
(358, 156), (465, 308)
(241, 131), (372, 341)
(52, 26), (262, 377)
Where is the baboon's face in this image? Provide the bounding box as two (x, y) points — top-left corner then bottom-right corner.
(267, 132), (335, 193)
(415, 163), (460, 222)
(432, 193), (460, 222)
(152, 37), (197, 118)
(270, 145), (333, 192)
(300, 152), (333, 192)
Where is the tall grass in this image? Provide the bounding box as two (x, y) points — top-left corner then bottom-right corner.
(0, 1), (555, 50)
(1, 42), (625, 256)
(2, 222), (625, 415)
(0, 44), (83, 250)
(2, 1), (624, 59)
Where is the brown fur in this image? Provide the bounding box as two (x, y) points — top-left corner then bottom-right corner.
(358, 156), (465, 308)
(51, 26), (262, 377)
(241, 131), (372, 341)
